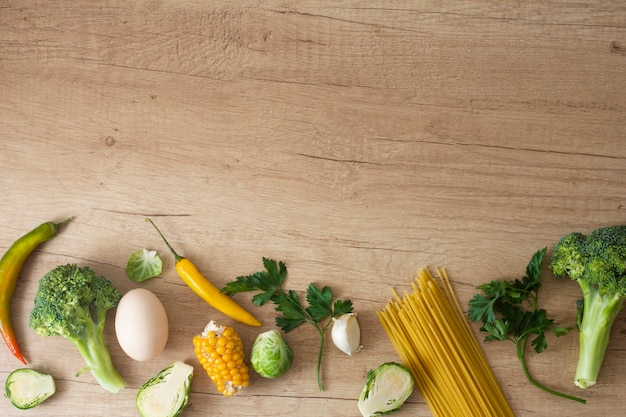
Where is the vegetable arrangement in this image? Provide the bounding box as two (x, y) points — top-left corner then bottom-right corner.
(3, 216), (626, 416)
(221, 257), (354, 391)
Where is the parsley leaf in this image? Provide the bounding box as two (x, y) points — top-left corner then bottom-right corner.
(222, 257), (353, 391)
(306, 284), (333, 322)
(468, 248), (585, 404)
(333, 299), (353, 317)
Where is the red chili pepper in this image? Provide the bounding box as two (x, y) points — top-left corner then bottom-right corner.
(0, 217), (74, 364)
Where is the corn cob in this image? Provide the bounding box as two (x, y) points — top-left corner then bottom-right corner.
(192, 320), (250, 396)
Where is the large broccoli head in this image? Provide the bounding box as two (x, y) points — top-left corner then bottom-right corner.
(549, 225), (626, 389)
(29, 264), (125, 393)
(30, 264), (121, 337)
(550, 226), (626, 295)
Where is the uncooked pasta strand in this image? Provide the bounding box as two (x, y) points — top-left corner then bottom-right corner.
(378, 267), (514, 417)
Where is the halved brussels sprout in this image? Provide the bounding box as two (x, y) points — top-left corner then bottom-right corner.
(136, 361), (193, 417)
(126, 248), (163, 282)
(5, 368), (56, 409)
(250, 329), (294, 378)
(358, 362), (414, 417)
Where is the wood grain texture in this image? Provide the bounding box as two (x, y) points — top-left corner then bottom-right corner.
(1, 1), (625, 416)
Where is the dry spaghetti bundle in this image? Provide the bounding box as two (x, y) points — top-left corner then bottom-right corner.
(378, 267), (514, 417)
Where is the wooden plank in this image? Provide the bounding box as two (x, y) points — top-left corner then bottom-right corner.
(1, 1), (625, 416)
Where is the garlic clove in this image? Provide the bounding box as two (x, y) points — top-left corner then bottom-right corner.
(331, 312), (363, 356)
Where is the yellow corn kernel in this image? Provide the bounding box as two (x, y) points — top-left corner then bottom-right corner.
(193, 320), (250, 396)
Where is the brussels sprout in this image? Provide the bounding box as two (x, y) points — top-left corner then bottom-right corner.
(358, 362), (414, 417)
(250, 329), (294, 378)
(136, 361), (193, 417)
(5, 368), (56, 409)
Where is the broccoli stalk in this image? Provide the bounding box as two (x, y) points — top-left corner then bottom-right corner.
(575, 280), (624, 388)
(71, 306), (126, 392)
(550, 226), (626, 389)
(29, 264), (126, 393)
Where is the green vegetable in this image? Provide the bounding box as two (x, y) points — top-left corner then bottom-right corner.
(29, 264), (126, 393)
(126, 248), (163, 282)
(0, 216), (73, 365)
(5, 368), (56, 409)
(136, 361), (193, 417)
(222, 257), (353, 391)
(250, 329), (294, 378)
(468, 248), (586, 404)
(550, 225), (626, 388)
(357, 362), (414, 417)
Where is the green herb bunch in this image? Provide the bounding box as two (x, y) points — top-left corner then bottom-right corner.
(468, 248), (586, 404)
(222, 258), (353, 391)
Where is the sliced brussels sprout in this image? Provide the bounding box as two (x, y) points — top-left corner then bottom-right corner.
(5, 368), (56, 409)
(250, 329), (294, 378)
(358, 362), (414, 417)
(136, 361), (194, 417)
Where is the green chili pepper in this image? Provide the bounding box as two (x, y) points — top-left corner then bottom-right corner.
(0, 217), (74, 364)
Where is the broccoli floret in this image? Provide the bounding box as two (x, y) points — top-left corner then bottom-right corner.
(29, 264), (126, 393)
(550, 225), (626, 389)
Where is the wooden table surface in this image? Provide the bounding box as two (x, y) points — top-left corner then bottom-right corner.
(2, 1), (625, 416)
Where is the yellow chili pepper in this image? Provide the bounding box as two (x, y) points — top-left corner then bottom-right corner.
(146, 218), (261, 327)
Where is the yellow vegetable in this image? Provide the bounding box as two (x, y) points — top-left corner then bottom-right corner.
(193, 321), (250, 396)
(147, 218), (261, 327)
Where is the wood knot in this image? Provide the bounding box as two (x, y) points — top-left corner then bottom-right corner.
(104, 136), (116, 146)
(610, 41), (625, 56)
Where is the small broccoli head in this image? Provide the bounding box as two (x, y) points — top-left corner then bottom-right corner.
(549, 232), (588, 280)
(29, 263), (125, 393)
(29, 264), (121, 339)
(91, 274), (123, 311)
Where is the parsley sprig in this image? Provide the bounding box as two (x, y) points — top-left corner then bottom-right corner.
(468, 247), (586, 404)
(222, 258), (353, 391)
